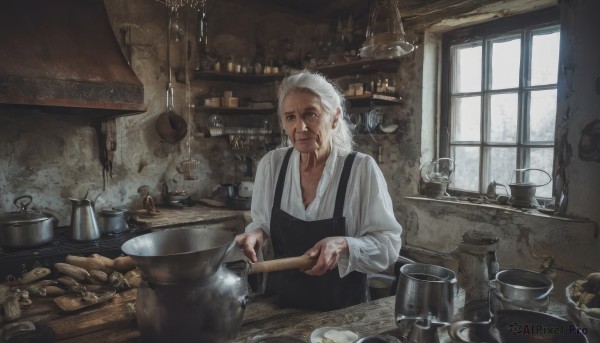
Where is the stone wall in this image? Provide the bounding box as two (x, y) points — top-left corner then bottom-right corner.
(0, 1), (597, 296)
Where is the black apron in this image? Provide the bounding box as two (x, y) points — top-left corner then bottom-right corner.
(267, 147), (368, 311)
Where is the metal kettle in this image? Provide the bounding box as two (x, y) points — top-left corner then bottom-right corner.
(69, 198), (101, 241)
(488, 168), (552, 208)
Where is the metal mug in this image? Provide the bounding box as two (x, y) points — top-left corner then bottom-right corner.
(69, 198), (100, 241)
(395, 263), (457, 333)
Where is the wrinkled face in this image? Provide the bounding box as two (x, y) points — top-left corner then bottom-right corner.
(282, 90), (339, 154)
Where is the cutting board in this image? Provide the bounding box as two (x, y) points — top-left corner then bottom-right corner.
(132, 206), (244, 230)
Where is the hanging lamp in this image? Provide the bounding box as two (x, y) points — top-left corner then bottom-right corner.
(359, 0), (414, 59)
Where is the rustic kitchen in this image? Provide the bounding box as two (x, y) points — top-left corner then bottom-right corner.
(0, 0), (599, 341)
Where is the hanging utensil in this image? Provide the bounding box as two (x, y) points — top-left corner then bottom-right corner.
(179, 159), (200, 180)
(156, 8), (188, 144)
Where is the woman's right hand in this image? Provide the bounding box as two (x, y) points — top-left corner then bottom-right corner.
(234, 228), (265, 263)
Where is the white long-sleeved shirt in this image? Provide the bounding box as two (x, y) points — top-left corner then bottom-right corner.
(245, 146), (402, 277)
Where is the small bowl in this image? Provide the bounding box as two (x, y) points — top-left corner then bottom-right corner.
(380, 124), (398, 133)
(494, 269), (553, 302)
(310, 327), (359, 343)
(490, 284), (549, 312)
(166, 192), (190, 203)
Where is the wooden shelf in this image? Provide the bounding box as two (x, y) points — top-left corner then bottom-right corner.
(195, 106), (275, 115)
(192, 71), (284, 83)
(346, 93), (403, 106)
(315, 57), (403, 78)
(193, 58), (404, 83)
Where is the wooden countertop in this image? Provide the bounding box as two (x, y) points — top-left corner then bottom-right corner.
(12, 290), (400, 342)
(10, 287), (578, 343)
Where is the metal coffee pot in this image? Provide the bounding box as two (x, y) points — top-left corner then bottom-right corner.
(69, 198), (100, 241)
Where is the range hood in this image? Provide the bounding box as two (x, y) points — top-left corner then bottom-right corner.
(0, 0), (146, 118)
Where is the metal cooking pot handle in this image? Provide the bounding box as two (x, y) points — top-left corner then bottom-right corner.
(13, 195), (33, 212)
(509, 168), (552, 187)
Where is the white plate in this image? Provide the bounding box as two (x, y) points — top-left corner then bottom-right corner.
(310, 327), (359, 343)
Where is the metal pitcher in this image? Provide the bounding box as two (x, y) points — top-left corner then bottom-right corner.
(69, 198), (100, 241)
(395, 263), (457, 334)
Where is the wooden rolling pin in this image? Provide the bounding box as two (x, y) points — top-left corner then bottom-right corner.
(117, 254), (315, 275)
(249, 255), (316, 274)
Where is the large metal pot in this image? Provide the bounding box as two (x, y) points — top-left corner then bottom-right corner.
(121, 227), (235, 283)
(0, 195), (56, 248)
(121, 228), (316, 342)
(122, 228), (244, 343)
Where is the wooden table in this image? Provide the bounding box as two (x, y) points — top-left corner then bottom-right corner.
(11, 285), (583, 343)
(12, 290), (401, 342)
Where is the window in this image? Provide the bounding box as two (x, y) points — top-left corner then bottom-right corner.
(441, 9), (560, 198)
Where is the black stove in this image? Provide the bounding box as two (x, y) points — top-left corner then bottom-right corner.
(0, 226), (149, 281)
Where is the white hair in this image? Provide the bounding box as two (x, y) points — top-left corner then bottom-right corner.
(277, 70), (354, 152)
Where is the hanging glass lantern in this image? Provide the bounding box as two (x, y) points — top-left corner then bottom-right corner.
(359, 0), (414, 59)
(155, 0), (204, 11)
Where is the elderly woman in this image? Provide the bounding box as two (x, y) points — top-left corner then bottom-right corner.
(235, 70), (402, 311)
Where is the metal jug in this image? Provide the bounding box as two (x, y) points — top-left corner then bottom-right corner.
(69, 198), (101, 241)
(395, 263), (457, 334)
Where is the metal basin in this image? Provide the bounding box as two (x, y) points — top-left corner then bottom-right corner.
(449, 309), (588, 342)
(121, 227), (235, 283)
(494, 269), (553, 302)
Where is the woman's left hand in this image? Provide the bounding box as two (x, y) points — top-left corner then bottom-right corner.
(303, 236), (349, 276)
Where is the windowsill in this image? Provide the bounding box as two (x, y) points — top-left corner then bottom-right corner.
(404, 196), (590, 224)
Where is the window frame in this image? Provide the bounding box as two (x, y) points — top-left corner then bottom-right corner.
(440, 7), (560, 196)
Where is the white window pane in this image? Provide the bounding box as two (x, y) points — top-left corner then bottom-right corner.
(526, 148), (554, 198)
(489, 93), (518, 143)
(527, 89), (557, 142)
(485, 147), (517, 189)
(490, 37), (521, 90)
(451, 146), (480, 191)
(452, 96), (481, 142)
(452, 44), (482, 93)
(531, 30), (560, 86)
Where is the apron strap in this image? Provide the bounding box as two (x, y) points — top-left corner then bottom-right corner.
(273, 147), (295, 210)
(274, 148), (357, 217)
(333, 151), (357, 218)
